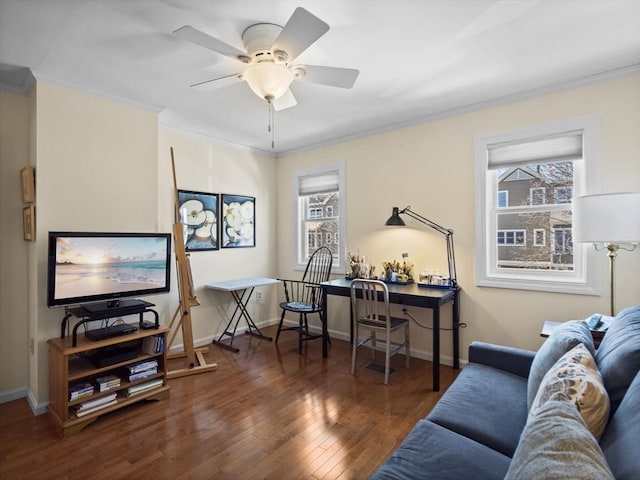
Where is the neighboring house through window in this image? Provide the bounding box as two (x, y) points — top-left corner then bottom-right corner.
(295, 164), (345, 272)
(474, 115), (601, 294)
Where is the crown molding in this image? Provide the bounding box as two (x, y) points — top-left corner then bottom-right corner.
(30, 70), (163, 113)
(277, 64), (640, 156)
(158, 122), (277, 158)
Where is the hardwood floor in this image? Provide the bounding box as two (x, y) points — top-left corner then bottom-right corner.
(0, 325), (458, 480)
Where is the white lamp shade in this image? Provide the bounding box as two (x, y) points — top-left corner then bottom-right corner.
(573, 192), (640, 243)
(243, 62), (293, 100)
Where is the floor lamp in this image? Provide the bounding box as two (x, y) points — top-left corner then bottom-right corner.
(384, 206), (457, 288)
(573, 192), (640, 316)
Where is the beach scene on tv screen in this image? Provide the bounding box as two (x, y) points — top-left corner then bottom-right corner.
(55, 236), (168, 300)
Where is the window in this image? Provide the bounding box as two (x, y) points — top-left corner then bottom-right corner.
(497, 229), (526, 246)
(308, 207), (323, 218)
(497, 190), (508, 208)
(295, 164), (345, 272)
(474, 116), (601, 294)
(554, 186), (573, 204)
(530, 187), (545, 205)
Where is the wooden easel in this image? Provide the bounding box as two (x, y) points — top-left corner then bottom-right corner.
(166, 147), (217, 379)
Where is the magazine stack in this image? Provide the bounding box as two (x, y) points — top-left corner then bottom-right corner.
(125, 359), (158, 382)
(125, 378), (164, 397)
(72, 393), (117, 418)
(95, 374), (121, 392)
(69, 381), (94, 401)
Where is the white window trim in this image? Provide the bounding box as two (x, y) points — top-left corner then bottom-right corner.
(293, 162), (346, 274)
(530, 187), (545, 205)
(533, 228), (546, 247)
(474, 115), (602, 295)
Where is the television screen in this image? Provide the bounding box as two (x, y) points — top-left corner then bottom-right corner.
(47, 232), (172, 308)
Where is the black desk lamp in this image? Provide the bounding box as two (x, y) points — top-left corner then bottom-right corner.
(385, 206), (458, 288)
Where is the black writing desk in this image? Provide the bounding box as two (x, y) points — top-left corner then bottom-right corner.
(320, 278), (460, 391)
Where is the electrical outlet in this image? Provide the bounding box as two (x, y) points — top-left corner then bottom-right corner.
(255, 290), (263, 303)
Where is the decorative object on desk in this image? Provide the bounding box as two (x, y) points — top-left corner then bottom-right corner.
(347, 252), (374, 279)
(20, 165), (35, 203)
(380, 259), (413, 283)
(418, 270), (451, 288)
(573, 192), (640, 316)
(222, 194), (255, 248)
(22, 205), (35, 241)
(178, 189), (219, 251)
(384, 206), (457, 288)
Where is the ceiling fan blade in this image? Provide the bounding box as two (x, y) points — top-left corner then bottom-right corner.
(173, 25), (247, 61)
(272, 8), (329, 62)
(296, 65), (360, 89)
(273, 89), (297, 111)
(190, 73), (243, 92)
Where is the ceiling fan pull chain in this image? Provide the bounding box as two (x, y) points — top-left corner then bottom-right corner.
(268, 99), (275, 149)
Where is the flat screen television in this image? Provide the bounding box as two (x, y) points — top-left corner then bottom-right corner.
(47, 231), (172, 308)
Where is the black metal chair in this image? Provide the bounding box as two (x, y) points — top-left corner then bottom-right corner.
(276, 246), (333, 353)
(350, 279), (410, 384)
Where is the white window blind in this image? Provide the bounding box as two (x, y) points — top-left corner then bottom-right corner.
(298, 171), (339, 195)
(488, 131), (583, 169)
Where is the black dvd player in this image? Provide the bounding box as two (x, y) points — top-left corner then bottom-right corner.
(85, 323), (137, 341)
(88, 346), (138, 368)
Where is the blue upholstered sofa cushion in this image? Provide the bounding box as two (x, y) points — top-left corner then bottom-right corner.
(601, 370), (640, 480)
(527, 319), (595, 410)
(370, 419), (511, 480)
(426, 362), (528, 457)
(595, 305), (640, 415)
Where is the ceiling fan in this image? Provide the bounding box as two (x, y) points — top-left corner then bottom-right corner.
(173, 7), (359, 112)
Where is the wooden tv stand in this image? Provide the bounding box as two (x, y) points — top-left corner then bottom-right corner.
(47, 327), (170, 438)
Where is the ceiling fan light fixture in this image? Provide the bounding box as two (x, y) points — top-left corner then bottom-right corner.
(243, 61), (293, 101)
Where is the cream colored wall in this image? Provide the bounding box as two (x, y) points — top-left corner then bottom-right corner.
(157, 129), (278, 349)
(32, 81), (159, 406)
(0, 91), (30, 397)
(2, 73), (638, 408)
(277, 74), (640, 364)
(0, 82), (279, 408)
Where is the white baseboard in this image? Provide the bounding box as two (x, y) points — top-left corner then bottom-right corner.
(219, 318), (465, 368)
(0, 387), (48, 416)
(0, 387), (27, 405)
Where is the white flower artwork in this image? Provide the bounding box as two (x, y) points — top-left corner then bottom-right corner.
(178, 190), (219, 251)
(222, 194), (255, 248)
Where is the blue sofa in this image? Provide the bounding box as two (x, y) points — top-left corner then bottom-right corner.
(372, 306), (640, 479)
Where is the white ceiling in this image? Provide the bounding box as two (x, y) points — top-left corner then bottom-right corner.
(1, 0), (639, 155)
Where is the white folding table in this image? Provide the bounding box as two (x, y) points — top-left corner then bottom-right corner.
(205, 277), (280, 352)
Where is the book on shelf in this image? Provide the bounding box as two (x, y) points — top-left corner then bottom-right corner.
(71, 392), (117, 417)
(125, 378), (164, 397)
(69, 382), (94, 401)
(95, 374), (121, 392)
(73, 399), (118, 417)
(125, 359), (158, 374)
(141, 335), (164, 354)
(128, 368), (158, 382)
